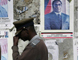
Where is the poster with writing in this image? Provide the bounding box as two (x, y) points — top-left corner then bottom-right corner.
(45, 40), (59, 60)
(41, 33), (73, 60)
(0, 30), (8, 60)
(0, 0), (13, 28)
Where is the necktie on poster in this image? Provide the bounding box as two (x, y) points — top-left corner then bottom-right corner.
(58, 14), (62, 29)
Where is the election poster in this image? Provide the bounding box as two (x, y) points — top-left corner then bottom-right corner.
(40, 0), (74, 32)
(0, 0), (13, 28)
(0, 30), (8, 60)
(45, 40), (59, 60)
(42, 33), (73, 60)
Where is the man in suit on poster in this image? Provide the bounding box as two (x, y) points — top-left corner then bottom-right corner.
(45, 0), (69, 30)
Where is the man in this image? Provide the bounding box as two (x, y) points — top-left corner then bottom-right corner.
(45, 0), (69, 30)
(0, 5), (8, 17)
(12, 18), (48, 60)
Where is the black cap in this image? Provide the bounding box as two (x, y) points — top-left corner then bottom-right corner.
(13, 18), (34, 35)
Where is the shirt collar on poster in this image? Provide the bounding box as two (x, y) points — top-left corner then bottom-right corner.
(55, 12), (61, 15)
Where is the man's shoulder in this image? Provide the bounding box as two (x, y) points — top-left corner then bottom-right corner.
(45, 12), (55, 19)
(30, 36), (44, 47)
(37, 38), (46, 47)
(62, 13), (69, 17)
(37, 37), (44, 44)
(45, 12), (55, 16)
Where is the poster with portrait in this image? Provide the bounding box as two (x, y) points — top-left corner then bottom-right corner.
(0, 0), (13, 28)
(40, 0), (74, 32)
(0, 30), (9, 60)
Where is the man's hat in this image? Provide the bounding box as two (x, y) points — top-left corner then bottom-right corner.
(13, 18), (34, 36)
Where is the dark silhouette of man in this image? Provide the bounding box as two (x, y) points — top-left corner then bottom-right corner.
(12, 18), (48, 60)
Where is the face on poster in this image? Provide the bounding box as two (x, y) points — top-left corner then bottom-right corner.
(40, 0), (74, 32)
(0, 0), (13, 28)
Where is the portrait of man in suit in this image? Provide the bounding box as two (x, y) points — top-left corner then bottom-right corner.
(45, 0), (69, 30)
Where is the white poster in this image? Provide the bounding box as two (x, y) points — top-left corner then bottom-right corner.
(0, 30), (8, 60)
(0, 0), (13, 28)
(45, 40), (59, 60)
(43, 35), (73, 60)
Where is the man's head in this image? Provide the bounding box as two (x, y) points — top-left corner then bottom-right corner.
(13, 18), (36, 41)
(52, 0), (62, 13)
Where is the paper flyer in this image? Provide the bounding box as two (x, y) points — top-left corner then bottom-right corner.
(0, 0), (13, 28)
(45, 40), (59, 60)
(0, 30), (8, 60)
(42, 33), (73, 60)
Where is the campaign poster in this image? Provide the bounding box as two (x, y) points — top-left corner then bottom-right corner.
(41, 0), (74, 32)
(41, 33), (73, 60)
(45, 40), (59, 60)
(0, 30), (8, 60)
(0, 0), (13, 28)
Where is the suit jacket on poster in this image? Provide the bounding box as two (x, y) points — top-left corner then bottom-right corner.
(0, 5), (8, 17)
(45, 12), (69, 30)
(12, 35), (48, 60)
